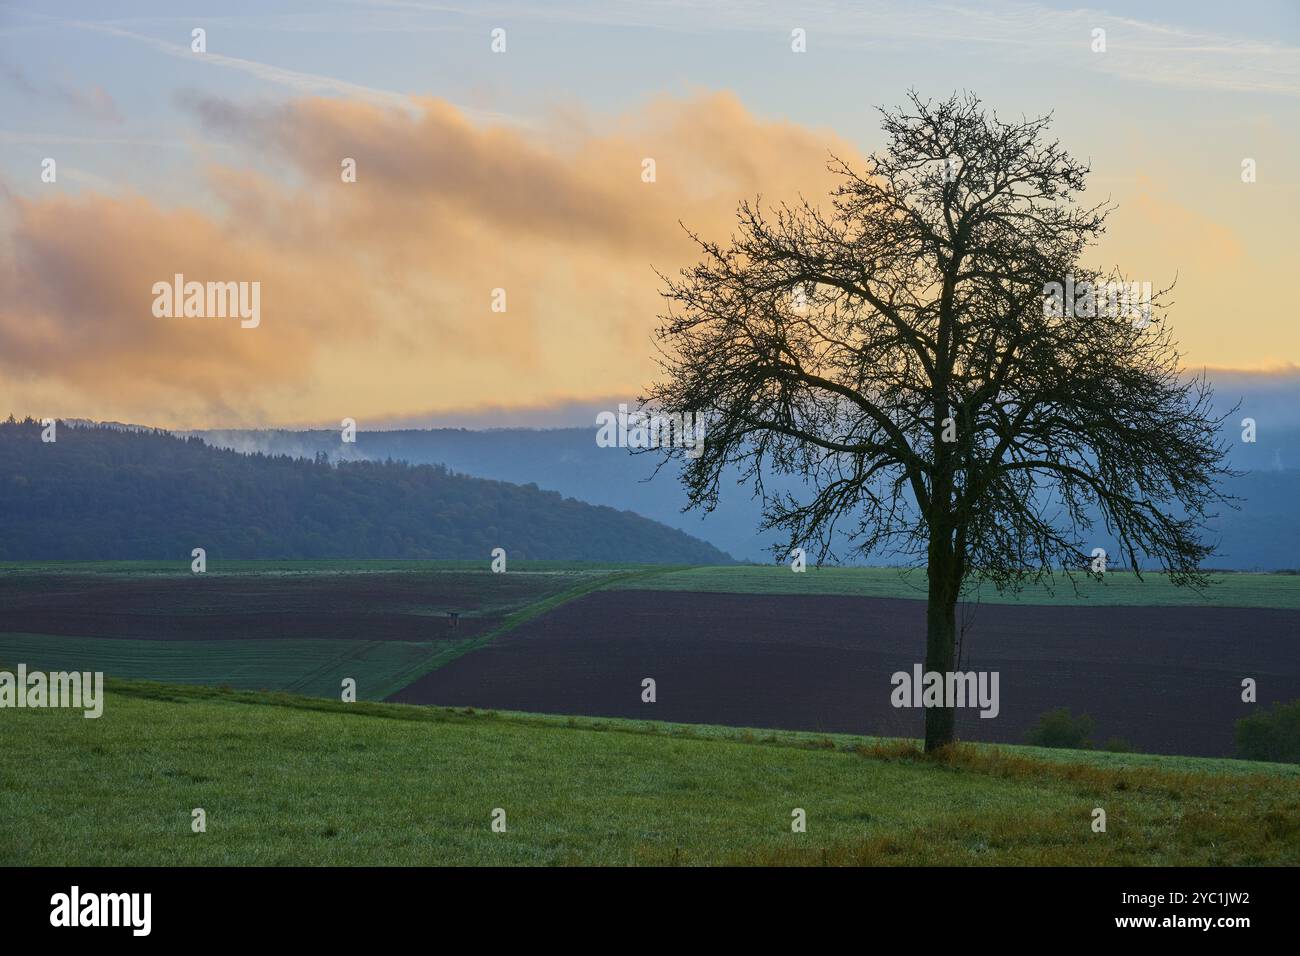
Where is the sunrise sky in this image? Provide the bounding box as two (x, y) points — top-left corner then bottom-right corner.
(2, 0), (1298, 428)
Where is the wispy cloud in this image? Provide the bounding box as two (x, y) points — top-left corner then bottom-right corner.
(0, 130), (229, 148)
(354, 0), (1300, 97)
(61, 17), (418, 110)
(11, 12), (516, 124)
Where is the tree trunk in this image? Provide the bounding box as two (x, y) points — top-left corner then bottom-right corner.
(923, 540), (959, 753)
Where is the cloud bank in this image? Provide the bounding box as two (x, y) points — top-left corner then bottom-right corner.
(0, 91), (856, 427)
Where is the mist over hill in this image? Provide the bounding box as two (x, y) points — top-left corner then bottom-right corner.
(190, 371), (1300, 570)
(0, 420), (733, 564)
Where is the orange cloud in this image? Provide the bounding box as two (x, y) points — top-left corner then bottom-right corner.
(0, 92), (858, 427)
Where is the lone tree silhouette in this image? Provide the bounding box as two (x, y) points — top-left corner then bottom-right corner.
(645, 91), (1233, 752)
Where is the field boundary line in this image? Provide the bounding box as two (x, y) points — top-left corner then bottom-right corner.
(379, 566), (687, 695)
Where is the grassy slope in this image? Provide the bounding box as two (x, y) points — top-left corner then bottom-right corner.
(1, 680), (1295, 866)
(615, 566), (1300, 609)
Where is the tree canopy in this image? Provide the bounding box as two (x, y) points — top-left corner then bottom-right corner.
(646, 91), (1233, 749)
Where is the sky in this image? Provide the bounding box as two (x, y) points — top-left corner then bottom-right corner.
(2, 0), (1298, 429)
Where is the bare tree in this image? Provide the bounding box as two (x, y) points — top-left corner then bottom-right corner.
(644, 91), (1233, 752)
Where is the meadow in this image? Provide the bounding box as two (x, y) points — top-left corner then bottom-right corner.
(2, 679), (1296, 866)
(0, 633), (443, 700)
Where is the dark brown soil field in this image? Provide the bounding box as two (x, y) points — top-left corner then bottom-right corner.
(0, 572), (575, 642)
(388, 590), (1300, 757)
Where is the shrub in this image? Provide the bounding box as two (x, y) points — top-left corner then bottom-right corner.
(1024, 708), (1095, 750)
(1103, 737), (1133, 753)
(1235, 700), (1300, 764)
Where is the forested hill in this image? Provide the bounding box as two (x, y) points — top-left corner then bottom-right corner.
(0, 420), (733, 563)
(193, 424), (1300, 570)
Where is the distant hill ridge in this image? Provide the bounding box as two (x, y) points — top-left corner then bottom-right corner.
(0, 419), (733, 563)
(187, 424), (1300, 571)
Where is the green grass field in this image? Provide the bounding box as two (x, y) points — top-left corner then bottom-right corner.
(0, 634), (449, 700)
(1, 679), (1295, 866)
(616, 565), (1300, 609)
